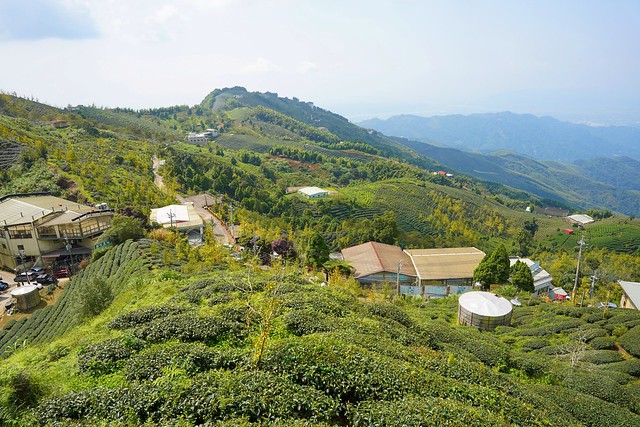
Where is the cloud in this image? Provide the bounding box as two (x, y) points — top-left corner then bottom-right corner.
(0, 0), (98, 41)
(297, 61), (318, 73)
(241, 58), (280, 74)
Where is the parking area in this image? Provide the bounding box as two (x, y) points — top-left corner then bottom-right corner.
(0, 269), (17, 316)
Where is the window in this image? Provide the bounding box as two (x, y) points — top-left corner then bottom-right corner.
(8, 225), (33, 239)
(17, 244), (25, 251)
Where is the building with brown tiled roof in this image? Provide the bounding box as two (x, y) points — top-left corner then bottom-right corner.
(341, 241), (416, 288)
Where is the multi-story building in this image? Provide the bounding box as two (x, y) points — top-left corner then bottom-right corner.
(0, 193), (113, 270)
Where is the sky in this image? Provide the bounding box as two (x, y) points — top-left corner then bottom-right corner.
(1, 0), (639, 124)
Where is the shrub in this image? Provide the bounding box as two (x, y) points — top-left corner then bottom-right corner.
(590, 336), (615, 350)
(365, 301), (413, 327)
(36, 371), (338, 425)
(603, 359), (640, 378)
(78, 336), (146, 376)
(531, 383), (640, 427)
(520, 338), (550, 351)
(619, 325), (640, 357)
(133, 312), (246, 344)
(560, 370), (640, 412)
(109, 306), (189, 330)
(77, 277), (113, 319)
(124, 343), (248, 381)
(349, 395), (506, 426)
(581, 350), (624, 365)
(282, 309), (335, 336)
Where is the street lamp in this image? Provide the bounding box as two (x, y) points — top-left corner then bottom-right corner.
(18, 249), (31, 286)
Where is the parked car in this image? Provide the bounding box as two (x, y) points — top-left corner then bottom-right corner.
(0, 281), (9, 292)
(14, 270), (38, 283)
(35, 274), (58, 285)
(28, 266), (45, 275)
(52, 267), (71, 278)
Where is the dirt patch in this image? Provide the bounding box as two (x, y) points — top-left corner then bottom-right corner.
(0, 279), (69, 330)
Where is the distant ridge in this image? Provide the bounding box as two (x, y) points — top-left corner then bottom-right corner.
(359, 112), (640, 162)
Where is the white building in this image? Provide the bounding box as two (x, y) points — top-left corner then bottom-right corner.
(619, 280), (640, 310)
(566, 214), (595, 225)
(186, 128), (218, 145)
(509, 257), (553, 296)
(298, 187), (329, 199)
(150, 203), (204, 245)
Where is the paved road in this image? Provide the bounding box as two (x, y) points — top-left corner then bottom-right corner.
(178, 194), (235, 245)
(152, 156), (234, 245)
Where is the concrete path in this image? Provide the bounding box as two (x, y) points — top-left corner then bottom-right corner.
(152, 156), (234, 245)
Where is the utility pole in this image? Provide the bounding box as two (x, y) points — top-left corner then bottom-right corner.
(571, 235), (586, 303)
(167, 209), (175, 228)
(396, 260), (403, 296)
(589, 270), (598, 299)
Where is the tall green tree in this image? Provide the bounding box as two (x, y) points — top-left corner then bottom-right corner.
(100, 215), (145, 245)
(306, 232), (329, 269)
(491, 244), (511, 284)
(510, 260), (534, 293)
(473, 245), (510, 290)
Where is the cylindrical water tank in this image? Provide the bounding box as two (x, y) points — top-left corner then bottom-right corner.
(458, 291), (512, 331)
(11, 285), (41, 311)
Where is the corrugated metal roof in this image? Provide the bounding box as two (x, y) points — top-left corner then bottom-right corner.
(405, 247), (485, 280)
(619, 281), (640, 308)
(0, 195), (94, 226)
(510, 257), (553, 291)
(298, 187), (328, 196)
(341, 241), (416, 278)
(567, 214), (594, 224)
(150, 204), (203, 229)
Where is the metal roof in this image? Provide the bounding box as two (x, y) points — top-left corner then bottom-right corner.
(459, 291), (513, 317)
(150, 204), (203, 229)
(405, 247), (485, 280)
(510, 257), (553, 291)
(298, 186), (328, 196)
(341, 241), (416, 278)
(0, 195), (94, 226)
(619, 281), (640, 308)
(567, 214), (595, 224)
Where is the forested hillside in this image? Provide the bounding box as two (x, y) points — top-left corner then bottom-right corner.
(394, 137), (640, 216)
(1, 89), (640, 426)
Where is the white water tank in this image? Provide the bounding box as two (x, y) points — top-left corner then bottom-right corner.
(458, 291), (512, 331)
(11, 285), (41, 311)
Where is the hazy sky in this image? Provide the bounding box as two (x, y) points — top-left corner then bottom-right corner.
(1, 0), (639, 123)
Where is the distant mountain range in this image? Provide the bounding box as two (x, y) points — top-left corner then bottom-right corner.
(359, 112), (640, 162)
(392, 136), (640, 216)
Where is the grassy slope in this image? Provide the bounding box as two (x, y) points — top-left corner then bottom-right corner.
(1, 243), (639, 426)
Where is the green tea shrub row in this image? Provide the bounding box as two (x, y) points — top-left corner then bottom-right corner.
(36, 370), (338, 425)
(603, 359), (640, 377)
(365, 301), (413, 327)
(619, 325), (640, 357)
(124, 343), (248, 381)
(109, 306), (188, 330)
(78, 336), (146, 376)
(589, 336), (615, 350)
(532, 383), (640, 427)
(133, 312), (246, 344)
(349, 395), (506, 427)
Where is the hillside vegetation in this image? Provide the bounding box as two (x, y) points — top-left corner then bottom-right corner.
(1, 241), (640, 426)
(1, 89), (640, 425)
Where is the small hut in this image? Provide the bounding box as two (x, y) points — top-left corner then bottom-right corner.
(458, 291), (512, 331)
(11, 285), (41, 311)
